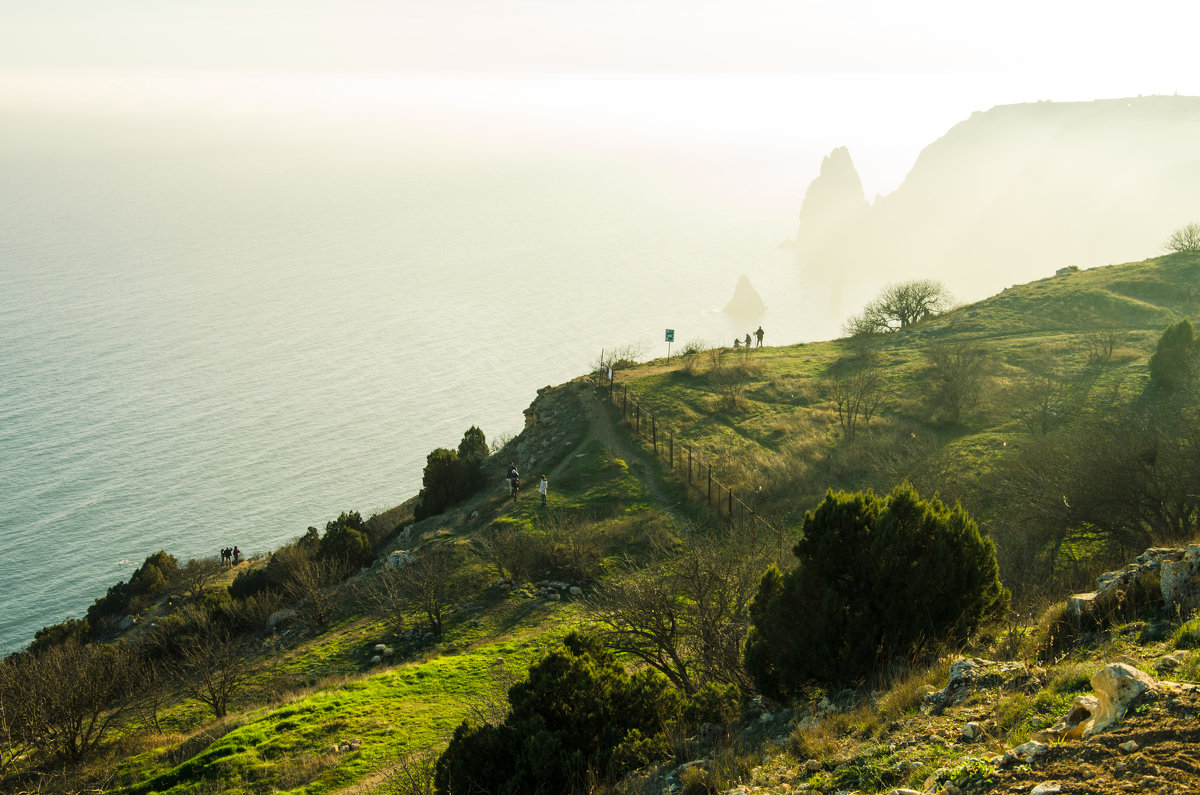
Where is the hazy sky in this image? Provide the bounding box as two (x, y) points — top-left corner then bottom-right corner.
(3, 0), (1199, 78)
(3, 2), (1198, 199)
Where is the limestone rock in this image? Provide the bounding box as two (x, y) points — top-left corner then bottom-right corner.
(1086, 663), (1155, 736)
(1161, 544), (1200, 617)
(268, 608), (297, 628)
(387, 549), (415, 568)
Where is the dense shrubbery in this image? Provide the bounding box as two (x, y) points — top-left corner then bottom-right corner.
(318, 511), (373, 573)
(435, 633), (738, 795)
(745, 483), (1008, 698)
(415, 426), (490, 520)
(1148, 317), (1197, 393)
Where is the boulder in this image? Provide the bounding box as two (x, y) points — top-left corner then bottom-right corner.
(1085, 663), (1155, 735)
(387, 550), (415, 568)
(268, 609), (297, 628)
(960, 721), (984, 741)
(1161, 544), (1200, 617)
(1034, 695), (1098, 742)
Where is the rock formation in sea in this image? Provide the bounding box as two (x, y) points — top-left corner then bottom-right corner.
(722, 274), (766, 324)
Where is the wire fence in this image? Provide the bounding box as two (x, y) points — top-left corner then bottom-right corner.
(595, 370), (778, 534)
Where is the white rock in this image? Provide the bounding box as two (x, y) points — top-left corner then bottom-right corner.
(387, 550), (415, 568)
(1011, 740), (1049, 761)
(1030, 784), (1062, 795)
(961, 721), (984, 741)
(1086, 663), (1155, 736)
(267, 609), (296, 627)
(1120, 740), (1139, 752)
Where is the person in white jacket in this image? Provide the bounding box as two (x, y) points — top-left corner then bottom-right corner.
(538, 474), (548, 505)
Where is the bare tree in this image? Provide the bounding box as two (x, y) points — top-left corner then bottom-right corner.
(1014, 367), (1079, 435)
(0, 657), (35, 774)
(18, 640), (138, 761)
(827, 366), (884, 442)
(846, 279), (952, 336)
(540, 511), (604, 582)
(176, 557), (225, 601)
(1083, 327), (1127, 365)
(927, 340), (989, 423)
(380, 544), (463, 636)
(282, 556), (341, 628)
(473, 522), (538, 583)
(590, 526), (787, 694)
(1164, 221), (1200, 253)
(166, 618), (256, 719)
(383, 748), (440, 795)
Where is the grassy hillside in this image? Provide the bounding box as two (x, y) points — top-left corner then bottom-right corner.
(4, 252), (1200, 795)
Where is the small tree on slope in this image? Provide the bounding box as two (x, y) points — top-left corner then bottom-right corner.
(745, 482), (1008, 698)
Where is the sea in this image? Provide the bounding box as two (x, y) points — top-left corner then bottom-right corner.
(0, 71), (1096, 651)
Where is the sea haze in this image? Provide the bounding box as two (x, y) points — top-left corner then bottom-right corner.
(0, 76), (836, 651)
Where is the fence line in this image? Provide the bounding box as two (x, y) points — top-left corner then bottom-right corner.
(595, 371), (777, 534)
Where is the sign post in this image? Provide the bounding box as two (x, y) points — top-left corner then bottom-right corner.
(665, 328), (675, 363)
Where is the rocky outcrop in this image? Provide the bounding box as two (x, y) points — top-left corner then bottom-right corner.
(1160, 544), (1200, 618)
(721, 275), (766, 324)
(793, 146), (867, 255)
(1070, 544), (1200, 623)
(791, 96), (1200, 299)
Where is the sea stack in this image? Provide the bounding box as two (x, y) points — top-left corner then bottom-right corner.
(722, 275), (766, 323)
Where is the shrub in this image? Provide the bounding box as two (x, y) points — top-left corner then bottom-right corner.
(745, 483), (1009, 697)
(229, 566), (272, 601)
(415, 426), (491, 520)
(27, 617), (92, 656)
(1148, 318), (1197, 392)
(435, 633), (730, 794)
(1172, 616), (1200, 649)
(318, 511), (373, 573)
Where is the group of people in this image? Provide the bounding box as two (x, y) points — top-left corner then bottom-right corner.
(733, 326), (765, 349)
(507, 462), (548, 505)
(220, 546), (241, 565)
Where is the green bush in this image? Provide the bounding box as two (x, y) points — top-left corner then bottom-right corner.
(415, 427), (491, 520)
(318, 511), (373, 572)
(435, 633), (733, 794)
(745, 483), (1009, 697)
(1148, 317), (1197, 392)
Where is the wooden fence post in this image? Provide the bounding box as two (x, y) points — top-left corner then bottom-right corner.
(652, 416), (657, 452)
(707, 466), (712, 506)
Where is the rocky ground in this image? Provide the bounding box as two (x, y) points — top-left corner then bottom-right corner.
(707, 653), (1200, 795)
(978, 682), (1200, 794)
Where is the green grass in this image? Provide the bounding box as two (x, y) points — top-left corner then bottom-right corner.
(121, 629), (572, 794)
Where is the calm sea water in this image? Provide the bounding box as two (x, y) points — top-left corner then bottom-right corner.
(0, 76), (855, 651)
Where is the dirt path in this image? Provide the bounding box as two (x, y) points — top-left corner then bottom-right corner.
(550, 381), (681, 514)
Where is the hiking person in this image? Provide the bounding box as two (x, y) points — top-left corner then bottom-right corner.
(745, 332), (752, 348)
(538, 474), (548, 506)
(733, 338), (740, 348)
(507, 462), (520, 500)
(755, 326), (764, 347)
(232, 546), (241, 565)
